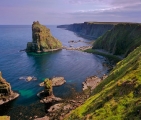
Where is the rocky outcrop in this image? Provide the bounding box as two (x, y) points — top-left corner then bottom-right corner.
(39, 77), (66, 87)
(37, 78), (62, 103)
(93, 23), (141, 56)
(82, 76), (101, 91)
(0, 72), (11, 95)
(0, 71), (19, 105)
(57, 22), (115, 39)
(26, 21), (62, 53)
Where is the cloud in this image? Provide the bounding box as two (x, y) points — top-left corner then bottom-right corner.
(68, 0), (103, 4)
(68, 2), (141, 23)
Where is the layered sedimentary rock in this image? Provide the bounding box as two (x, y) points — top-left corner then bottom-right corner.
(57, 22), (115, 39)
(93, 23), (141, 56)
(26, 21), (62, 52)
(0, 72), (11, 96)
(0, 71), (19, 105)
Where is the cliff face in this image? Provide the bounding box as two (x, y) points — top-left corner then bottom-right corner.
(93, 23), (141, 56)
(57, 22), (115, 39)
(0, 71), (11, 95)
(26, 21), (62, 52)
(0, 71), (19, 105)
(65, 41), (141, 120)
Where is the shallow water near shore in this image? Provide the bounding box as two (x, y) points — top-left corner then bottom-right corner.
(0, 25), (108, 117)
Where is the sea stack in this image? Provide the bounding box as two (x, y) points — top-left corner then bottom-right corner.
(26, 21), (62, 53)
(0, 71), (19, 105)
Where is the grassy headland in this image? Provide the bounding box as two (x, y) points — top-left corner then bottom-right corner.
(65, 43), (141, 120)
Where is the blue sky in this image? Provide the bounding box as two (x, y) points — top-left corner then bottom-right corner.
(0, 0), (141, 25)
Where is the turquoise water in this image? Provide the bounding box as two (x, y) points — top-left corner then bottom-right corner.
(0, 25), (108, 106)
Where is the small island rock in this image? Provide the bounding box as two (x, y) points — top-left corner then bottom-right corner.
(26, 21), (62, 53)
(39, 77), (66, 87)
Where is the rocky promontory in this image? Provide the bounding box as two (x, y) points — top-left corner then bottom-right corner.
(0, 71), (19, 105)
(26, 21), (62, 53)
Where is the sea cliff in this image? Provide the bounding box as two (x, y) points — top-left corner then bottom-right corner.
(26, 21), (62, 53)
(57, 22), (116, 39)
(93, 23), (141, 56)
(65, 36), (141, 120)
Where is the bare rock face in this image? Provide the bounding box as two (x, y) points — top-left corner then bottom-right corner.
(26, 21), (62, 53)
(82, 76), (101, 91)
(0, 71), (11, 96)
(0, 71), (19, 105)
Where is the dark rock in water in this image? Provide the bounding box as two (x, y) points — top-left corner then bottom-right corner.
(0, 71), (19, 105)
(26, 21), (62, 53)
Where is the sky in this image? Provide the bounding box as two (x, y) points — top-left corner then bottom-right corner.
(0, 0), (141, 25)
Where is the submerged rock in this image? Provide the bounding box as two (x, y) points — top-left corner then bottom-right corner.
(26, 21), (62, 53)
(19, 76), (37, 82)
(0, 71), (19, 105)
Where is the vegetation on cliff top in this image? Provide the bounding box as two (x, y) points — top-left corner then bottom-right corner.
(65, 44), (141, 119)
(93, 23), (141, 56)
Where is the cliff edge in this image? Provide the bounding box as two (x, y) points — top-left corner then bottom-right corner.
(93, 23), (141, 56)
(57, 22), (115, 39)
(26, 21), (62, 53)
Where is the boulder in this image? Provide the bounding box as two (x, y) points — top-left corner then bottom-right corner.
(82, 76), (101, 91)
(26, 21), (62, 53)
(34, 116), (49, 120)
(48, 103), (63, 112)
(39, 94), (62, 103)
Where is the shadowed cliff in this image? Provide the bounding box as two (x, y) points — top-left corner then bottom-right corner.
(57, 22), (115, 39)
(93, 23), (141, 56)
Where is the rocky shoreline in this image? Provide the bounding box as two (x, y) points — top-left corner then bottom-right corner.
(63, 46), (92, 51)
(0, 92), (19, 105)
(35, 74), (107, 120)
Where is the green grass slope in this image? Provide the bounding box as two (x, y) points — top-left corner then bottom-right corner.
(93, 23), (141, 56)
(66, 45), (141, 120)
